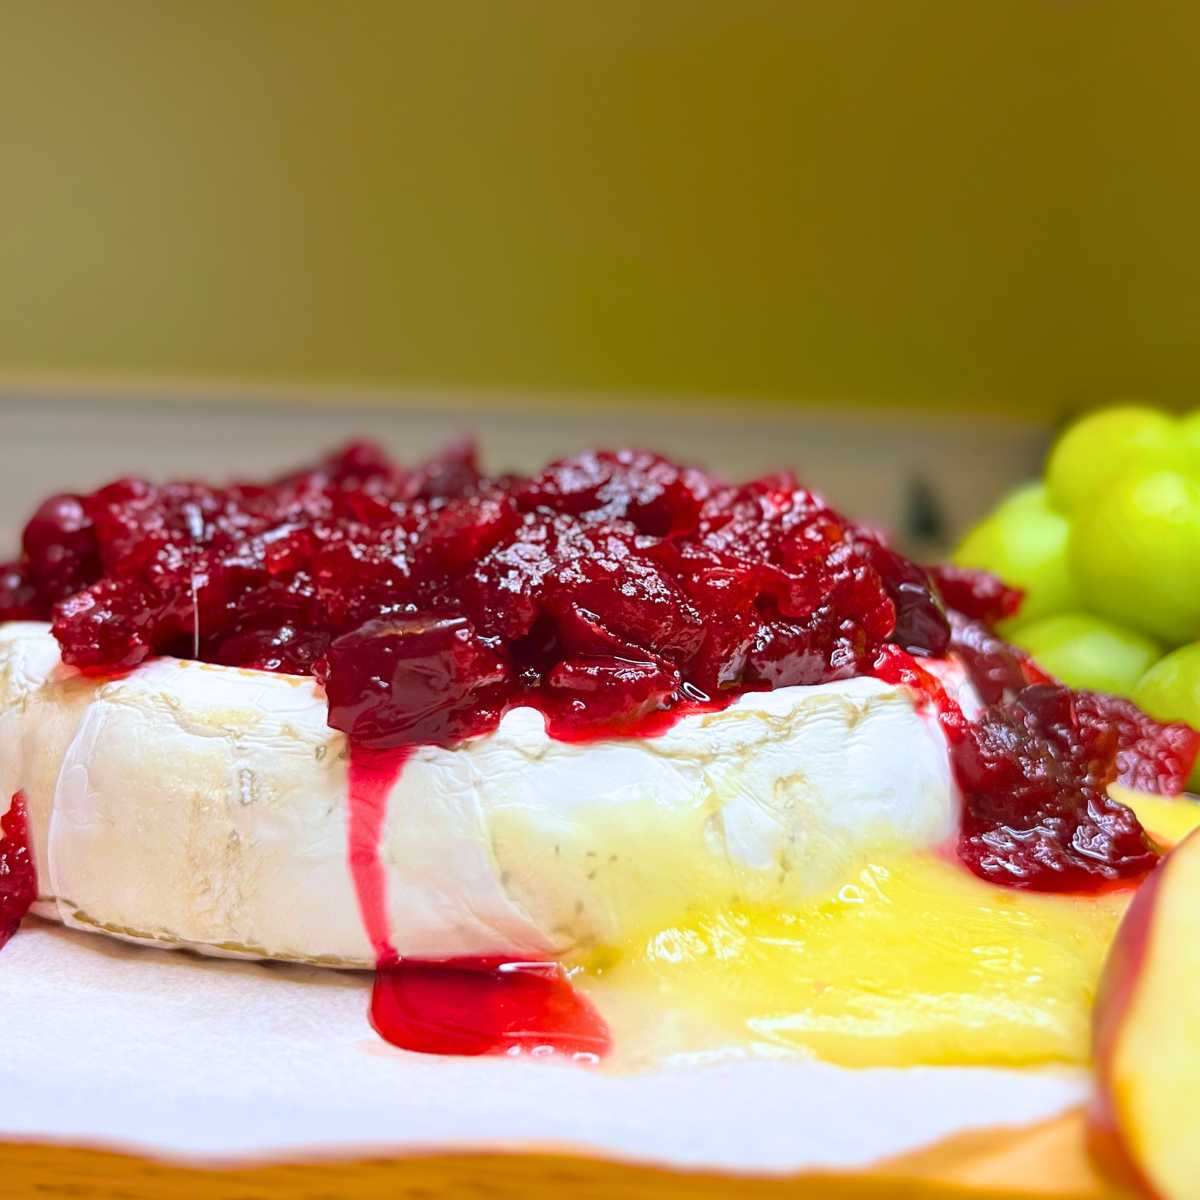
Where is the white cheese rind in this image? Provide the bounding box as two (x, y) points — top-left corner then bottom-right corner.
(0, 622), (960, 966)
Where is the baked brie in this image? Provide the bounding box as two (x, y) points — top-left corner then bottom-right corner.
(1, 620), (959, 966)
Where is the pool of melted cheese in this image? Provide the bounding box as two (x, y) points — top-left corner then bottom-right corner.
(571, 788), (1200, 1071)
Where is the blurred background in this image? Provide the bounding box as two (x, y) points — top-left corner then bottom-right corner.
(2, 0), (1197, 549)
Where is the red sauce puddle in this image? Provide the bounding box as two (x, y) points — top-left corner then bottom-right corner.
(371, 957), (610, 1061)
(0, 793), (37, 950)
(346, 746), (611, 1061)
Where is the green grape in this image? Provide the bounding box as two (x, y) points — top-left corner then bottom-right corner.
(1011, 613), (1161, 696)
(1133, 644), (1200, 791)
(1069, 468), (1200, 645)
(1045, 406), (1179, 514)
(992, 481), (1053, 519)
(953, 484), (1078, 630)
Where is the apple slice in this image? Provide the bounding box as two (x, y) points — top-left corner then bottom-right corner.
(1090, 828), (1200, 1197)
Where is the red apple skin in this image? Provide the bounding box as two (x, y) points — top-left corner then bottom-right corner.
(1088, 856), (1168, 1198)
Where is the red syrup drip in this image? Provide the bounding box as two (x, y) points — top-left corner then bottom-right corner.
(345, 744), (611, 1060)
(0, 793), (37, 950)
(346, 745), (410, 961)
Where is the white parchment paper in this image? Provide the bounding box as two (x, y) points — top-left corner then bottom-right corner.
(0, 917), (1088, 1172)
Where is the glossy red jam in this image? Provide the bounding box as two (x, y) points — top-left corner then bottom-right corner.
(1, 442), (1195, 906)
(875, 616), (1195, 891)
(0, 794), (36, 949)
(0, 441), (952, 741)
(371, 956), (610, 1060)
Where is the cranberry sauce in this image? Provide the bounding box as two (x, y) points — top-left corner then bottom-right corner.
(0, 442), (952, 742)
(0, 442), (1195, 900)
(874, 616), (1195, 891)
(0, 794), (36, 949)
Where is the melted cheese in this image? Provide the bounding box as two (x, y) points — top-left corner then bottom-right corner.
(575, 851), (1130, 1069)
(575, 794), (1200, 1070)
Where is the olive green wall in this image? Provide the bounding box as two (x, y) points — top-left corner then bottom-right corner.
(0, 2), (1196, 416)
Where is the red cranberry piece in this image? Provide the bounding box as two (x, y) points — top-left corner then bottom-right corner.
(926, 564), (1024, 627)
(402, 437), (482, 501)
(743, 619), (832, 688)
(551, 604), (647, 659)
(82, 478), (164, 574)
(407, 495), (520, 585)
(21, 494), (100, 604)
(300, 440), (399, 491)
(958, 788), (1157, 892)
(321, 615), (509, 748)
(53, 578), (170, 673)
(313, 535), (415, 629)
(517, 449), (712, 536)
(1075, 691), (1200, 795)
(673, 565), (761, 691)
(334, 439), (395, 474)
(0, 793), (37, 949)
(0, 563), (43, 621)
(460, 517), (559, 642)
(695, 473), (812, 564)
(865, 546), (950, 658)
(548, 557), (705, 666)
(951, 684), (1157, 891)
(948, 613), (1043, 705)
(946, 615), (1197, 796)
(212, 625), (331, 675)
(262, 528), (318, 577)
(543, 655), (680, 736)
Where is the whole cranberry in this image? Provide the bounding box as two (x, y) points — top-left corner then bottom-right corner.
(0, 563), (42, 621)
(21, 494), (100, 602)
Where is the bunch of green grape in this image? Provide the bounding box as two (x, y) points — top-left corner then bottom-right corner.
(953, 406), (1200, 787)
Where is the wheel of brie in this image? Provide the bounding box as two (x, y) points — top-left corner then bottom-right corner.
(0, 440), (1195, 1068)
(0, 619), (965, 966)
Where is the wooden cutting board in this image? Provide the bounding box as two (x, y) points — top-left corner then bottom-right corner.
(0, 1108), (1126, 1199)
